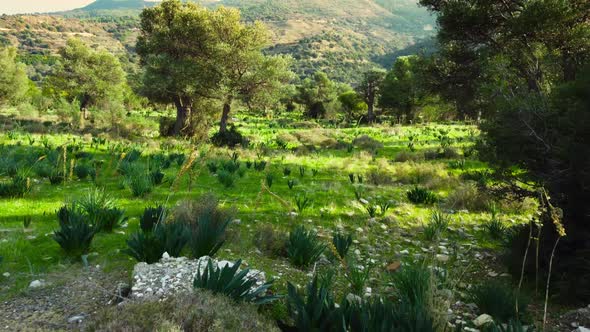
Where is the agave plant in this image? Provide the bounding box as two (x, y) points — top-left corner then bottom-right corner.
(423, 210), (450, 241)
(365, 205), (378, 218)
(345, 257), (372, 296)
(349, 173), (355, 184)
(193, 258), (279, 304)
(265, 173), (274, 188)
(187, 208), (231, 258)
(294, 194), (313, 214)
(288, 179), (296, 190)
(283, 167), (292, 176)
(53, 208), (96, 258)
(407, 186), (437, 205)
(286, 277), (344, 331)
(286, 225), (326, 269)
(140, 205), (167, 232)
(332, 232), (352, 259)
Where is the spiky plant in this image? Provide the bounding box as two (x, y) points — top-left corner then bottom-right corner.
(265, 173), (274, 188)
(288, 179), (296, 190)
(294, 194), (313, 214)
(332, 232), (352, 259)
(284, 167), (292, 176)
(53, 208), (96, 258)
(407, 187), (437, 205)
(140, 205), (167, 233)
(286, 277), (344, 331)
(193, 258), (279, 304)
(365, 205), (378, 218)
(286, 225), (326, 269)
(187, 207), (231, 258)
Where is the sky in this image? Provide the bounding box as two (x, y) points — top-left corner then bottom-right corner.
(0, 0), (97, 15)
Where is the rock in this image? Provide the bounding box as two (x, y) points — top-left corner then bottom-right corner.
(29, 280), (45, 289)
(386, 261), (401, 273)
(436, 254), (450, 262)
(474, 314), (494, 327)
(130, 255), (267, 300)
(2, 272), (9, 278)
(359, 198), (369, 205)
(67, 315), (85, 323)
(573, 328), (590, 332)
(162, 252), (170, 260)
(346, 293), (362, 304)
(400, 249), (409, 255)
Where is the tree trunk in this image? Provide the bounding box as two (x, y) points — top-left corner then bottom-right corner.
(219, 97), (233, 134)
(367, 99), (375, 123)
(173, 97), (190, 136)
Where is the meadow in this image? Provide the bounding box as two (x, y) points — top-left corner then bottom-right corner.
(0, 112), (547, 330)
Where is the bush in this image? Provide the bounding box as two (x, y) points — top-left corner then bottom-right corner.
(150, 169), (165, 185)
(87, 291), (280, 331)
(217, 170), (236, 188)
(125, 231), (166, 264)
(286, 276), (343, 331)
(392, 264), (431, 307)
(423, 210), (450, 241)
(407, 187), (438, 205)
(253, 225), (287, 257)
(345, 257), (372, 296)
(294, 194), (313, 214)
(469, 281), (528, 323)
(125, 222), (189, 263)
(74, 163), (96, 180)
(211, 126), (247, 147)
(0, 173), (30, 198)
(193, 258), (278, 304)
(265, 173), (274, 188)
(95, 207), (127, 232)
(140, 205), (167, 233)
(332, 232), (352, 260)
(174, 196), (234, 258)
(286, 225), (326, 269)
(126, 170), (153, 197)
(445, 182), (490, 211)
(53, 207), (96, 257)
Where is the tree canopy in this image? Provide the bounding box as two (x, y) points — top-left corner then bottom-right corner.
(137, 0), (293, 137)
(0, 47), (29, 106)
(46, 39), (126, 117)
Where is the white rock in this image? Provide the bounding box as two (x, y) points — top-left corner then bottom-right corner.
(436, 254), (449, 262)
(2, 272), (9, 278)
(473, 314), (494, 327)
(162, 252), (170, 259)
(573, 327), (590, 332)
(67, 315), (85, 323)
(359, 198), (369, 205)
(29, 280), (45, 288)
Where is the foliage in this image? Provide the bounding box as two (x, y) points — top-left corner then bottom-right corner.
(140, 205), (167, 233)
(87, 291), (280, 331)
(286, 225), (326, 269)
(332, 232), (353, 260)
(0, 47), (29, 106)
(53, 206), (96, 257)
(286, 276), (344, 331)
(423, 210), (450, 241)
(294, 193), (312, 213)
(174, 196), (233, 259)
(407, 186), (437, 205)
(345, 257), (372, 296)
(217, 170), (237, 189)
(211, 126), (247, 148)
(125, 222), (189, 263)
(469, 281), (528, 323)
(253, 225), (287, 257)
(193, 258), (279, 304)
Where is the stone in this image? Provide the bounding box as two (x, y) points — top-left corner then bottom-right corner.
(573, 328), (590, 332)
(2, 272), (9, 278)
(436, 254), (450, 262)
(67, 315), (85, 323)
(346, 293), (362, 304)
(473, 314), (494, 327)
(386, 261), (401, 273)
(29, 280), (45, 289)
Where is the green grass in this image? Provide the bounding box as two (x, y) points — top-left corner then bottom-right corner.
(0, 120), (533, 308)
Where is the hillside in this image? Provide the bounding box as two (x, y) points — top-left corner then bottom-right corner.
(0, 0), (436, 83)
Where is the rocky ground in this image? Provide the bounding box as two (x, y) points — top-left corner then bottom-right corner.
(0, 266), (127, 331)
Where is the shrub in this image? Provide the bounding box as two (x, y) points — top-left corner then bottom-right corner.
(286, 225), (326, 269)
(332, 232), (352, 260)
(469, 281), (528, 323)
(74, 163), (95, 180)
(95, 207), (127, 232)
(219, 159), (240, 174)
(288, 179), (296, 189)
(48, 170), (65, 185)
(193, 258), (278, 304)
(265, 173), (274, 188)
(299, 166), (306, 177)
(376, 197), (393, 216)
(87, 291), (280, 331)
(217, 170), (236, 188)
(150, 169), (165, 185)
(140, 205), (167, 233)
(253, 225), (287, 257)
(407, 187), (438, 205)
(125, 222), (189, 263)
(211, 126), (247, 147)
(365, 204), (377, 218)
(206, 161), (218, 174)
(294, 194), (313, 214)
(423, 210), (450, 241)
(77, 188), (114, 220)
(283, 167), (291, 176)
(485, 219), (507, 241)
(345, 257), (372, 296)
(126, 171), (153, 197)
(392, 264), (431, 307)
(53, 207), (96, 257)
(286, 277), (343, 331)
(254, 160), (266, 171)
(445, 182), (490, 211)
(0, 173), (30, 198)
(174, 196), (233, 258)
(125, 231), (165, 264)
